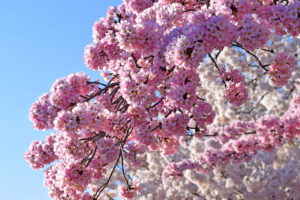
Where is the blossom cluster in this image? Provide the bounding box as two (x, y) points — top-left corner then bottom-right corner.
(24, 134), (57, 169)
(268, 53), (296, 86)
(29, 93), (58, 130)
(50, 72), (96, 110)
(220, 68), (248, 106)
(26, 0), (300, 199)
(163, 93), (300, 178)
(125, 35), (300, 200)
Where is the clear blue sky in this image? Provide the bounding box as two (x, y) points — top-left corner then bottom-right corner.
(0, 1), (122, 199)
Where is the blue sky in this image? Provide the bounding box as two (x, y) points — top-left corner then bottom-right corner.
(0, 1), (122, 199)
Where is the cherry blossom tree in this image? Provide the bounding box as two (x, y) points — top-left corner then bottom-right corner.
(25, 0), (300, 199)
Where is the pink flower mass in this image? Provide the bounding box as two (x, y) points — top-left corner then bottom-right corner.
(26, 0), (300, 199)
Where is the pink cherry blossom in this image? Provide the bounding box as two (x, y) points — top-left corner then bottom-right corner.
(26, 0), (300, 199)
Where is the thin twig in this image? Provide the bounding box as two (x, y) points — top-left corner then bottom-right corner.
(232, 42), (269, 72)
(286, 85), (295, 99)
(151, 122), (162, 132)
(87, 81), (107, 87)
(208, 53), (221, 72)
(260, 48), (275, 53)
(93, 151), (122, 199)
(151, 97), (165, 108)
(192, 192), (207, 200)
(204, 133), (218, 137)
(121, 151), (131, 188)
(131, 53), (141, 68)
(93, 126), (133, 199)
(215, 47), (224, 59)
(208, 53), (227, 87)
(236, 92), (269, 114)
(108, 74), (119, 85)
(245, 131), (256, 135)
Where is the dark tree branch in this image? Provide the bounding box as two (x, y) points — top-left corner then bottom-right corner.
(151, 122), (162, 132)
(192, 192), (207, 200)
(204, 133), (219, 137)
(166, 66), (176, 75)
(146, 97), (165, 113)
(82, 82), (120, 103)
(215, 47), (224, 59)
(208, 53), (221, 72)
(236, 92), (269, 115)
(131, 53), (141, 68)
(151, 97), (165, 108)
(232, 42), (269, 72)
(208, 53), (227, 88)
(93, 126), (133, 199)
(121, 151), (131, 188)
(108, 74), (119, 85)
(93, 151), (122, 199)
(286, 84), (295, 99)
(87, 81), (107, 87)
(260, 48), (275, 53)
